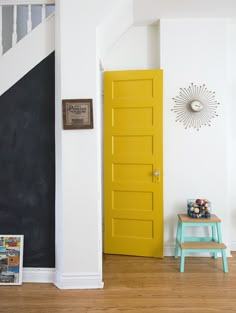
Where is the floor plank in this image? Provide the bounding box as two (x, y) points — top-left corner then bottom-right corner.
(1, 253), (236, 313)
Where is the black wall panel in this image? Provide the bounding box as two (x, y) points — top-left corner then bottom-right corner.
(0, 52), (55, 267)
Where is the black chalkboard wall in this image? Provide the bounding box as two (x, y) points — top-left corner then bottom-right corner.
(0, 52), (55, 267)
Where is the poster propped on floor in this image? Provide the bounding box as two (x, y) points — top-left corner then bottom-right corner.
(0, 235), (24, 285)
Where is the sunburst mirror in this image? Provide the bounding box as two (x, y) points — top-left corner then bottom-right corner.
(172, 83), (219, 131)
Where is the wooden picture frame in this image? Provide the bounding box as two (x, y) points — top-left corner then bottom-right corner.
(62, 99), (94, 130)
(0, 235), (24, 285)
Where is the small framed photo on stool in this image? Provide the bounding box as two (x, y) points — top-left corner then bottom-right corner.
(0, 235), (24, 285)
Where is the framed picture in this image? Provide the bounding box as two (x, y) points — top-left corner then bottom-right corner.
(0, 235), (24, 285)
(62, 99), (94, 130)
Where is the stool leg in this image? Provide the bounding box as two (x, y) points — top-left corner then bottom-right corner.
(221, 249), (228, 273)
(174, 220), (181, 259)
(212, 225), (218, 259)
(180, 249), (185, 272)
(216, 223), (223, 242)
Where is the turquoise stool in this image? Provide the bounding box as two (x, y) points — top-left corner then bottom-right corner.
(174, 214), (228, 273)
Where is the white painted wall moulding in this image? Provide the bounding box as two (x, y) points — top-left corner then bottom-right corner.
(54, 271), (104, 290)
(23, 268), (55, 283)
(0, 0), (54, 5)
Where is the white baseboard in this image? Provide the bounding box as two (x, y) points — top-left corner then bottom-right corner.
(230, 241), (236, 251)
(23, 268), (104, 289)
(164, 244), (175, 256)
(22, 242), (234, 286)
(23, 268), (55, 283)
(54, 271), (104, 289)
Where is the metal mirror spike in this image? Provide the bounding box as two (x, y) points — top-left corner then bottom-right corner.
(171, 83), (220, 131)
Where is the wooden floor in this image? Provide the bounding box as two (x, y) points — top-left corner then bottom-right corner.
(1, 252), (236, 313)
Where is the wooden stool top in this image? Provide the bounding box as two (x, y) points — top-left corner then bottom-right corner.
(178, 213), (221, 223)
(180, 241), (226, 249)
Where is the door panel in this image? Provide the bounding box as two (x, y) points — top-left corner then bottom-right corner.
(113, 136), (153, 156)
(113, 191), (153, 211)
(112, 107), (153, 128)
(104, 70), (163, 258)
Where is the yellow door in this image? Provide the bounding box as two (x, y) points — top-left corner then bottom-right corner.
(104, 70), (163, 258)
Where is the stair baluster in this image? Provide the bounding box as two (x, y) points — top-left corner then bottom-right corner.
(42, 3), (46, 21)
(0, 1), (55, 55)
(0, 2), (55, 97)
(27, 4), (32, 33)
(12, 4), (17, 46)
(0, 5), (2, 55)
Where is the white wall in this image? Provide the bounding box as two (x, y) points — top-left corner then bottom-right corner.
(103, 19), (232, 254)
(103, 25), (160, 70)
(228, 20), (236, 250)
(98, 0), (133, 66)
(2, 0), (234, 289)
(55, 0), (132, 290)
(160, 19), (230, 253)
(55, 0), (103, 289)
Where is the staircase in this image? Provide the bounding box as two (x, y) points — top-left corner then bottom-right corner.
(0, 0), (55, 96)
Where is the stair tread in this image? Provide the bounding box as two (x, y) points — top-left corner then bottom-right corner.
(180, 242), (226, 249)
